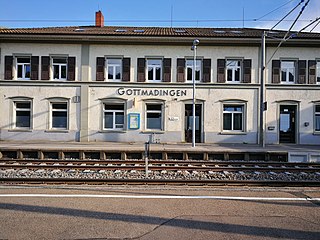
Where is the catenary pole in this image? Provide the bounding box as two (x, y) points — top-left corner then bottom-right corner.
(259, 31), (266, 147)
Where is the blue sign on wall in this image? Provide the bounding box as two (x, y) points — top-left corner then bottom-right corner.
(128, 113), (140, 130)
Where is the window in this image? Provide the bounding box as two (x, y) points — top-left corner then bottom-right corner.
(107, 58), (122, 81)
(146, 103), (163, 130)
(223, 105), (244, 131)
(317, 61), (320, 84)
(226, 60), (241, 82)
(14, 101), (31, 129)
(315, 105), (320, 132)
(281, 61), (296, 83)
(52, 58), (67, 80)
(16, 57), (31, 80)
(51, 102), (68, 129)
(186, 59), (201, 81)
(147, 59), (162, 81)
(103, 103), (125, 130)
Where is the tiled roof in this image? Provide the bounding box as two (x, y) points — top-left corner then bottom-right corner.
(1, 26), (320, 39)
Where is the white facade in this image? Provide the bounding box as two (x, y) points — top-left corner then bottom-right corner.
(0, 27), (319, 145)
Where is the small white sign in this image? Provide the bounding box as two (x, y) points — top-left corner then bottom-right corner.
(168, 117), (179, 121)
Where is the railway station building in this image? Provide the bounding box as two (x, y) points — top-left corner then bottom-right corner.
(0, 11), (319, 145)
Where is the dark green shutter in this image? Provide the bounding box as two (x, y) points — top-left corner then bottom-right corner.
(96, 57), (105, 81)
(163, 58), (171, 82)
(177, 58), (185, 82)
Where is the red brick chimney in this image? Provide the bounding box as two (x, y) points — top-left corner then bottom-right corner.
(95, 11), (104, 27)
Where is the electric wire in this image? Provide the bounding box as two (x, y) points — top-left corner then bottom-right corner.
(310, 19), (320, 32)
(266, 0), (310, 66)
(297, 16), (320, 33)
(270, 0), (306, 30)
(254, 0), (295, 21)
(0, 19), (316, 23)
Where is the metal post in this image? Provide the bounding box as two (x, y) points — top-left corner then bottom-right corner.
(192, 39), (199, 148)
(259, 31), (266, 147)
(144, 141), (149, 178)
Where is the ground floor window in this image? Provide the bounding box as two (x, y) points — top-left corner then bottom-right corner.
(223, 105), (244, 131)
(14, 101), (31, 129)
(146, 103), (163, 130)
(103, 103), (125, 130)
(315, 105), (320, 132)
(51, 102), (68, 129)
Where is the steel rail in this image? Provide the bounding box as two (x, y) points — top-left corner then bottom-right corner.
(1, 178), (320, 187)
(1, 164), (320, 172)
(0, 158), (319, 167)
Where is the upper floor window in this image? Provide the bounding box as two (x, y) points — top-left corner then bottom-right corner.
(96, 57), (130, 82)
(147, 59), (162, 82)
(281, 61), (296, 83)
(317, 61), (320, 84)
(107, 58), (122, 81)
(145, 103), (163, 131)
(315, 105), (320, 132)
(16, 57), (31, 80)
(103, 103), (125, 130)
(14, 101), (32, 129)
(52, 58), (67, 80)
(50, 102), (68, 129)
(226, 60), (241, 83)
(217, 59), (251, 83)
(186, 59), (201, 82)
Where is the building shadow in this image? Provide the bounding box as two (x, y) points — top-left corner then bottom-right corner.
(0, 202), (319, 239)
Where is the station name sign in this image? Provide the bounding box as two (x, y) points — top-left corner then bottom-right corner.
(117, 87), (187, 97)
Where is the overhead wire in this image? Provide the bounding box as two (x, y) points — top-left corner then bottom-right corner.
(310, 19), (320, 32)
(297, 16), (320, 33)
(270, 0), (306, 30)
(254, 0), (295, 21)
(266, 0), (310, 65)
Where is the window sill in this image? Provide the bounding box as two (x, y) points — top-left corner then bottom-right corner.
(45, 129), (69, 133)
(99, 130), (126, 133)
(140, 130), (165, 134)
(219, 131), (247, 135)
(8, 129), (32, 132)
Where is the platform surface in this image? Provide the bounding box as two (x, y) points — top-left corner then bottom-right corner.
(0, 185), (319, 240)
(0, 141), (319, 153)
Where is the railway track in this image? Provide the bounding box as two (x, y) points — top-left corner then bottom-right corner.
(1, 158), (320, 186)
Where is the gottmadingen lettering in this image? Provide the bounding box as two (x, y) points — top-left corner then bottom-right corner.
(117, 88), (187, 97)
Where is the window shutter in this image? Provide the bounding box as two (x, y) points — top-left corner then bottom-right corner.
(177, 58), (185, 82)
(4, 56), (13, 80)
(122, 58), (131, 82)
(202, 59), (211, 83)
(31, 56), (39, 80)
(242, 59), (252, 83)
(272, 60), (281, 84)
(67, 57), (76, 81)
(217, 59), (226, 83)
(163, 58), (171, 82)
(297, 60), (306, 84)
(137, 58), (146, 82)
(96, 57), (105, 81)
(41, 56), (50, 80)
(308, 60), (316, 84)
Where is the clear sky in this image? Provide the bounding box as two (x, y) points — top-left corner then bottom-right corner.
(0, 0), (319, 32)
